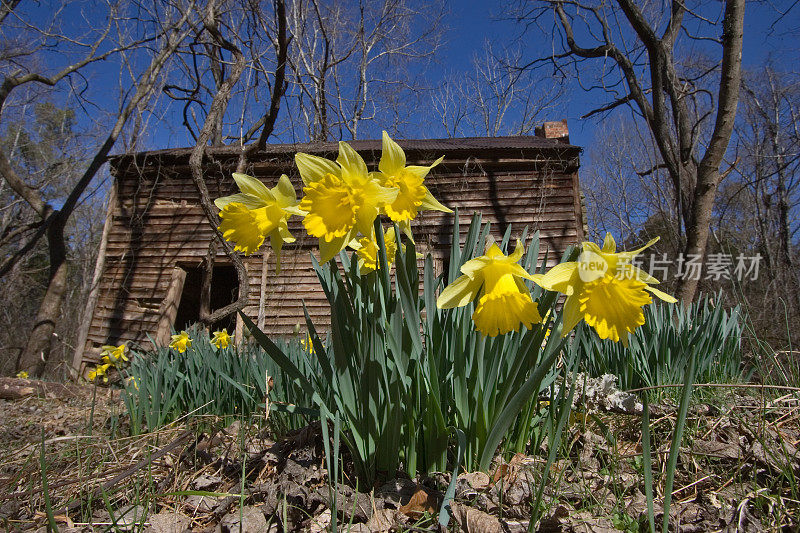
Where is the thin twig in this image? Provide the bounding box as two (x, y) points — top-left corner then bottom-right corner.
(627, 383), (800, 394)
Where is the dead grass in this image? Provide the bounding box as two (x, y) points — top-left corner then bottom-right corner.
(0, 381), (797, 532)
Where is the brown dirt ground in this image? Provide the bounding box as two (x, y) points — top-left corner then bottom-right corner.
(1, 379), (798, 532)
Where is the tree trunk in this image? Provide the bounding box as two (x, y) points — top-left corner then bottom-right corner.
(674, 0), (744, 304)
(199, 236), (219, 325)
(17, 220), (67, 377)
(676, 168), (718, 303)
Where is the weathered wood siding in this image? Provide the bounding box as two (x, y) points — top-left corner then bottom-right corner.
(77, 136), (582, 367)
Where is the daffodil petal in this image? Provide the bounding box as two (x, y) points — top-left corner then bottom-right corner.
(532, 262), (579, 295)
(436, 274), (483, 309)
(337, 141), (369, 183)
(616, 237), (660, 262)
(215, 192), (264, 210)
(404, 155), (444, 179)
(582, 241), (603, 255)
(295, 152), (341, 185)
(233, 173), (274, 202)
(399, 219), (414, 241)
(419, 188), (452, 213)
(273, 174), (298, 207)
(602, 232), (616, 253)
(506, 262), (536, 281)
(379, 131), (406, 176)
(622, 264), (660, 284)
(371, 182), (401, 205)
(355, 202), (380, 236)
(645, 285), (678, 303)
(484, 242), (504, 259)
(561, 294), (583, 336)
(319, 233), (351, 264)
(507, 239), (525, 263)
(277, 220), (295, 243)
(459, 256), (492, 279)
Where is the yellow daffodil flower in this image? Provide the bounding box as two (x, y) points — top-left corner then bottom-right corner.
(15, 371), (28, 379)
(100, 344), (127, 366)
(296, 142), (398, 263)
(437, 239), (542, 337)
(300, 333), (315, 355)
(88, 363), (111, 383)
(532, 233), (677, 345)
(211, 328), (232, 349)
(126, 376), (139, 390)
(216, 174), (303, 269)
(169, 331), (192, 353)
(377, 131), (451, 237)
(349, 226), (398, 274)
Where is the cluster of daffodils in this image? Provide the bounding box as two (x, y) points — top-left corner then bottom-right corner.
(213, 132), (673, 344)
(215, 132), (451, 274)
(88, 343), (128, 382)
(437, 233), (676, 343)
(169, 329), (232, 353)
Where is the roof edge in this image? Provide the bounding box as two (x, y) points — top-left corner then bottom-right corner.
(109, 135), (581, 167)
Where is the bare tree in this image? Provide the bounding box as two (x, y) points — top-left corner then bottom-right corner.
(285, 0), (443, 141)
(177, 0), (290, 328)
(582, 116), (680, 250)
(0, 2), (195, 376)
(719, 67), (800, 319)
(431, 41), (565, 138)
(517, 0), (745, 303)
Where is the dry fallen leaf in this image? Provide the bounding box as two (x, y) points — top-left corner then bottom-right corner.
(692, 438), (740, 460)
(459, 471), (491, 490)
(307, 509), (331, 533)
(450, 502), (502, 533)
(34, 512), (74, 528)
(491, 463), (509, 484)
(366, 508), (397, 532)
(399, 487), (437, 518)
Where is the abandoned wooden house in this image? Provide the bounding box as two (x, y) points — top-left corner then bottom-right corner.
(72, 120), (584, 371)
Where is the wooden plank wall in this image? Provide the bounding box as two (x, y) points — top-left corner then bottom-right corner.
(78, 140), (582, 366)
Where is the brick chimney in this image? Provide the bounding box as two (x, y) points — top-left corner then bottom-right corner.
(534, 119), (569, 144)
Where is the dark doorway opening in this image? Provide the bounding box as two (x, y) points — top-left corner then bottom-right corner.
(174, 264), (238, 333)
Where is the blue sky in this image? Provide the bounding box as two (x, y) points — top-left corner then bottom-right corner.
(436, 0), (799, 151)
(10, 1), (800, 157)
